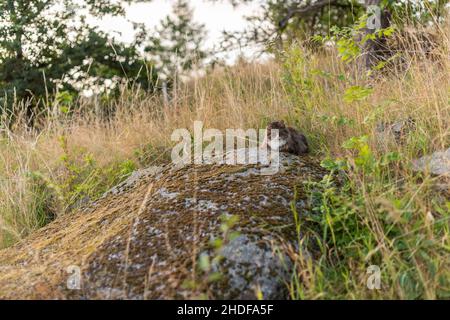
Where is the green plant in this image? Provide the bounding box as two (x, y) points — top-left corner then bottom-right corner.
(28, 135), (137, 215)
(287, 135), (450, 299)
(183, 214), (241, 299)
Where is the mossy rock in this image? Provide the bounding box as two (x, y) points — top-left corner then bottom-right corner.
(0, 151), (327, 299)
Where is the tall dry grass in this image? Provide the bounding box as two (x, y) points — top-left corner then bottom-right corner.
(0, 19), (448, 298)
(0, 61), (291, 247)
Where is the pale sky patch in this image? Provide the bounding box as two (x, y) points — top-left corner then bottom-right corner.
(88, 0), (266, 64)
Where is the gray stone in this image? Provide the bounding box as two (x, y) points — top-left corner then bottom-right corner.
(412, 148), (450, 176)
(0, 152), (327, 299)
(216, 234), (291, 299)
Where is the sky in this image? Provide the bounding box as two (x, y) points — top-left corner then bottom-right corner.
(89, 0), (264, 63)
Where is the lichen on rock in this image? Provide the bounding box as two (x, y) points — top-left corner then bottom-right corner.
(0, 151), (327, 299)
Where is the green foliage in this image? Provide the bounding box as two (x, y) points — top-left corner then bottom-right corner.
(340, 135), (400, 175)
(25, 171), (61, 227)
(314, 16), (396, 66)
(290, 137), (450, 299)
(183, 214), (241, 299)
(55, 91), (75, 115)
(281, 46), (316, 112)
(387, 0), (449, 25)
(139, 0), (208, 81)
(337, 37), (362, 62)
(279, 11), (449, 298)
(320, 115), (356, 128)
(203, 213), (241, 274)
(343, 86), (374, 103)
(221, 0), (447, 52)
(280, 43), (359, 149)
(60, 29), (158, 94)
(0, 0), (157, 114)
(28, 135), (137, 218)
(220, 0), (366, 52)
(57, 135), (137, 211)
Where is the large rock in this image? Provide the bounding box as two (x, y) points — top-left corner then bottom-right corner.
(0, 151), (327, 299)
(412, 148), (450, 177)
(412, 148), (449, 196)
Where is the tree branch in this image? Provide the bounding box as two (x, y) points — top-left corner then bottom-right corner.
(278, 0), (339, 30)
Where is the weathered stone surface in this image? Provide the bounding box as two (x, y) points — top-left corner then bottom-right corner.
(0, 150), (326, 299)
(412, 148), (450, 196)
(412, 148), (450, 177)
(213, 234), (292, 299)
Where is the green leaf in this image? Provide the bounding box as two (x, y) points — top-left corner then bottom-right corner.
(343, 86), (373, 103)
(207, 272), (222, 283)
(198, 253), (210, 272)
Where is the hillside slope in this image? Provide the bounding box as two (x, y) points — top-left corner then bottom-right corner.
(0, 152), (326, 299)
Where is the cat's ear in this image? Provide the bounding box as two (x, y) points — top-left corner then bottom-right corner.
(280, 120), (286, 127)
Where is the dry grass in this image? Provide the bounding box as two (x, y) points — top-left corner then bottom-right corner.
(0, 21), (449, 298)
(0, 61), (290, 246)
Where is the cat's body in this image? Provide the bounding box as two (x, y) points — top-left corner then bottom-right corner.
(262, 120), (309, 155)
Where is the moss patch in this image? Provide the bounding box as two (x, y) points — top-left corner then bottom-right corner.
(0, 153), (327, 299)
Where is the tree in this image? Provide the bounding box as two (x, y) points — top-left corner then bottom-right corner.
(219, 0), (447, 54)
(139, 0), (209, 81)
(57, 29), (157, 96)
(220, 0), (364, 52)
(0, 0), (156, 121)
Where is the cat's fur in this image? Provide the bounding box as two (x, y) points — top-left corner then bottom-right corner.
(263, 120), (309, 155)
